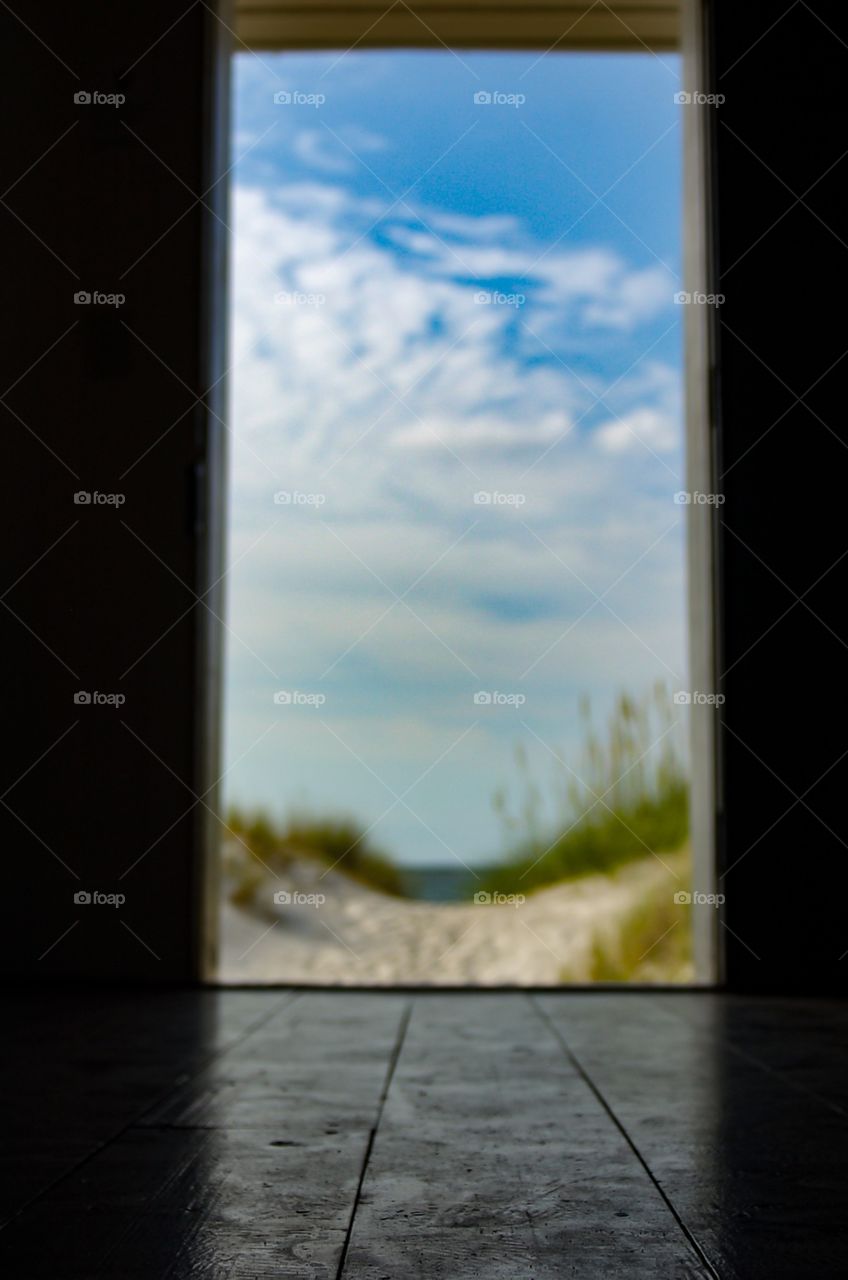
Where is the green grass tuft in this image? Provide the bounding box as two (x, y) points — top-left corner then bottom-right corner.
(481, 681), (689, 895)
(223, 808), (407, 899)
(584, 857), (693, 982)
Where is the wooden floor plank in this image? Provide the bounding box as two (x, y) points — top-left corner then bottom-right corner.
(0, 991), (294, 1221)
(538, 993), (848, 1280)
(341, 994), (709, 1279)
(0, 993), (407, 1279)
(140, 992), (408, 1134)
(4, 990), (847, 1278)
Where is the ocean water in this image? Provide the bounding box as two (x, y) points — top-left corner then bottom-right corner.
(399, 866), (482, 903)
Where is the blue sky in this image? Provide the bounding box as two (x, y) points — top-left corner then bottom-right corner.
(222, 49), (686, 868)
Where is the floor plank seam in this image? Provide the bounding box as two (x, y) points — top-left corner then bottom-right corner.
(0, 991), (300, 1234)
(528, 995), (721, 1280)
(335, 998), (413, 1280)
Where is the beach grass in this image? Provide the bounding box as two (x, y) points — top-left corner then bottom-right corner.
(582, 850), (694, 982)
(481, 682), (689, 895)
(223, 808), (407, 900)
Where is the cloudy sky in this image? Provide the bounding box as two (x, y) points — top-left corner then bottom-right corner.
(221, 48), (686, 869)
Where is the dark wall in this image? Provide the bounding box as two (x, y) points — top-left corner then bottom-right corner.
(2, 2), (845, 990)
(1, 3), (228, 980)
(709, 0), (848, 990)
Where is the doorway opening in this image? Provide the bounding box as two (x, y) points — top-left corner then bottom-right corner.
(214, 33), (718, 985)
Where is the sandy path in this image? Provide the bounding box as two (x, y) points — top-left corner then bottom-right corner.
(218, 852), (687, 984)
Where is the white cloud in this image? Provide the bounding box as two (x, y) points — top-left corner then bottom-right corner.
(222, 178), (687, 853)
(291, 129), (354, 174)
(291, 124), (389, 174)
(595, 406), (679, 454)
(392, 410), (571, 452)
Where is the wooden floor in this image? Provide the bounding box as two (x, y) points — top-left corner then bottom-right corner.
(2, 992), (847, 1278)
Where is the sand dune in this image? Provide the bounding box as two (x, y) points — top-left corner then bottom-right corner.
(218, 851), (689, 984)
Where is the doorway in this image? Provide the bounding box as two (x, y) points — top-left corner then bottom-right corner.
(214, 23), (718, 984)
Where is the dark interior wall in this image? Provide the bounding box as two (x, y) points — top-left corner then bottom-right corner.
(3, 2), (846, 990)
(709, 0), (848, 990)
(1, 3), (228, 980)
